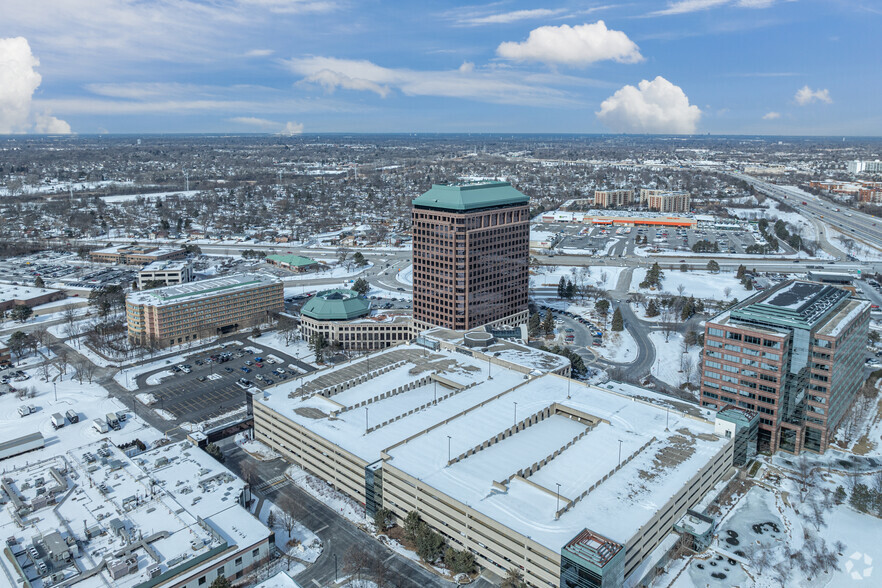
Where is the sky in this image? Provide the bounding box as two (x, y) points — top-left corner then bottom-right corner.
(0, 0), (880, 136)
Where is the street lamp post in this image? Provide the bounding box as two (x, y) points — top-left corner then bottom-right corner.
(447, 435), (452, 463)
(513, 402), (518, 427)
(556, 482), (561, 512)
(364, 407), (369, 432)
(334, 553), (338, 582)
(618, 439), (623, 468)
(53, 382), (57, 402)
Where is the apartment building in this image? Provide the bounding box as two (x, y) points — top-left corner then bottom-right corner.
(299, 288), (412, 351)
(700, 280), (870, 454)
(847, 159), (882, 174)
(411, 181), (530, 332)
(137, 259), (192, 288)
(639, 189), (692, 213)
(90, 244), (187, 265)
(252, 341), (733, 588)
(593, 189), (634, 208)
(126, 273), (283, 347)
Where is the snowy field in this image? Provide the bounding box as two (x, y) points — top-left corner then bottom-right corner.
(100, 189), (203, 203)
(828, 227), (882, 261)
(728, 199), (818, 241)
(649, 332), (701, 390)
(532, 265), (627, 291)
(596, 329), (638, 363)
(281, 261), (372, 282)
(631, 268), (753, 301)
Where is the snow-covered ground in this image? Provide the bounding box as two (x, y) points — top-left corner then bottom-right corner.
(728, 199), (818, 241)
(596, 329), (638, 363)
(532, 265), (627, 292)
(248, 332), (315, 365)
(254, 498), (322, 564)
(631, 269), (753, 301)
(649, 332), (701, 390)
(100, 189), (203, 203)
(395, 264), (413, 286)
(281, 261), (372, 282)
(828, 227), (882, 261)
(235, 432), (281, 461)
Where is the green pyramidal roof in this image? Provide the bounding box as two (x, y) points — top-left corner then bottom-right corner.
(412, 181), (529, 211)
(300, 289), (371, 320)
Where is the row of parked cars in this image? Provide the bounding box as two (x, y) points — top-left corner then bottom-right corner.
(539, 305), (605, 347)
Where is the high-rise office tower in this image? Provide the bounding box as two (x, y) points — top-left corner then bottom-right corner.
(700, 280), (870, 454)
(411, 181), (530, 332)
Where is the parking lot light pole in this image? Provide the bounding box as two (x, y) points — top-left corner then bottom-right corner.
(334, 553), (338, 582)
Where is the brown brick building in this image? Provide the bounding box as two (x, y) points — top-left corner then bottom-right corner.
(90, 244), (187, 265)
(700, 280), (870, 454)
(411, 182), (530, 332)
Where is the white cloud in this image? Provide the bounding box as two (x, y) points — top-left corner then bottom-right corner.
(651, 0), (792, 15)
(245, 49), (275, 57)
(286, 56), (574, 107)
(34, 113), (72, 134)
(239, 0), (337, 14)
(762, 111), (781, 120)
(496, 21), (643, 66)
(651, 0), (730, 15)
(0, 36), (71, 134)
(457, 8), (566, 26)
(281, 121), (304, 135)
(229, 116), (303, 134)
(596, 76), (701, 134)
(794, 86), (832, 105)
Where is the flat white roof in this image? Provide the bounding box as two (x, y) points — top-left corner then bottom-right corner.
(0, 283), (60, 303)
(385, 375), (729, 551)
(127, 273), (280, 307)
(140, 259), (191, 273)
(0, 440), (269, 588)
(93, 245), (184, 256)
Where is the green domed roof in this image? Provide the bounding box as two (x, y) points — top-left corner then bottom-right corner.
(301, 289), (370, 320)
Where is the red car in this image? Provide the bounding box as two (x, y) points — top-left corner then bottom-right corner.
(255, 362), (264, 368)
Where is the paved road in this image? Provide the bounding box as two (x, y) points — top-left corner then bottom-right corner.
(217, 438), (492, 588)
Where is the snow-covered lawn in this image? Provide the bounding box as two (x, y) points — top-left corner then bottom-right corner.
(248, 332), (315, 365)
(828, 227), (882, 260)
(595, 329), (637, 363)
(253, 498), (322, 564)
(631, 269), (753, 301)
(649, 332), (700, 390)
(728, 199), (818, 241)
(532, 265), (627, 291)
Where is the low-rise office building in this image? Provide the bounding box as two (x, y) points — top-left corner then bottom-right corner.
(126, 273), (283, 348)
(0, 284), (65, 312)
(299, 288), (412, 351)
(266, 254), (320, 272)
(0, 344), (10, 365)
(253, 340), (732, 587)
(700, 280), (870, 453)
(137, 259), (192, 288)
(90, 244), (187, 265)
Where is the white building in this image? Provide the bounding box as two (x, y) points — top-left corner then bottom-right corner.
(847, 160), (882, 174)
(137, 259), (192, 288)
(0, 439), (272, 588)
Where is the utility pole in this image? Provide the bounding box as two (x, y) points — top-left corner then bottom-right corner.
(447, 435), (452, 463)
(513, 402), (518, 426)
(618, 440), (623, 468)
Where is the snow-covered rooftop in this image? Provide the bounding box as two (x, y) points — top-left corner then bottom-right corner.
(0, 439), (269, 588)
(139, 259), (191, 273)
(127, 273), (280, 307)
(0, 283), (61, 303)
(384, 374), (730, 551)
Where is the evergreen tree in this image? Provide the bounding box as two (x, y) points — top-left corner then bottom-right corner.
(736, 264), (747, 279)
(646, 299), (660, 317)
(557, 276), (567, 298)
(352, 277), (370, 296)
(611, 307), (624, 332)
(706, 260), (720, 273)
(210, 577), (232, 588)
(565, 280), (576, 299)
(352, 251), (367, 266)
(34, 276), (45, 288)
(528, 312), (541, 336)
(542, 310), (555, 337)
(744, 278), (754, 291)
(311, 332), (326, 363)
(595, 299), (610, 315)
(681, 297), (695, 321)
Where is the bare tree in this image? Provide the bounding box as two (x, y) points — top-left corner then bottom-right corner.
(677, 283), (686, 297)
(794, 455), (815, 503)
(723, 286), (732, 299)
(57, 349), (69, 377)
(343, 545), (371, 583)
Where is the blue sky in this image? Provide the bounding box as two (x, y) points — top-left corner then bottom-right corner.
(1, 0), (880, 135)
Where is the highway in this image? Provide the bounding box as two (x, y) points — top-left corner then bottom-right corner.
(731, 172), (882, 259)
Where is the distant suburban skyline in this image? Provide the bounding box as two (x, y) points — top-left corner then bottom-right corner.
(0, 0), (879, 136)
